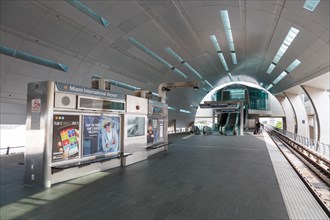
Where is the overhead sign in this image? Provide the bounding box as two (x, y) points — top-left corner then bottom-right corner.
(199, 103), (238, 109)
(55, 82), (125, 100)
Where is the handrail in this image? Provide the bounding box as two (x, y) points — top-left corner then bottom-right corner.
(0, 146), (25, 155)
(266, 125), (330, 160)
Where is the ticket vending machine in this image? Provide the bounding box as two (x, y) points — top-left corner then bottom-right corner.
(25, 81), (126, 187)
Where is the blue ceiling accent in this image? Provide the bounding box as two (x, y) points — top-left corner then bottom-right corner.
(0, 45), (69, 72)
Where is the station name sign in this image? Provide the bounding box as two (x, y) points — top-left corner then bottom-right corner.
(55, 82), (125, 100)
(199, 103), (238, 109)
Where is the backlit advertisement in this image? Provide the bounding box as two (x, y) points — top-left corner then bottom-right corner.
(147, 117), (164, 146)
(127, 116), (145, 138)
(83, 115), (120, 156)
(52, 115), (80, 162)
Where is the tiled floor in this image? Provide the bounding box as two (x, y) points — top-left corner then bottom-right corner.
(1, 133), (289, 219)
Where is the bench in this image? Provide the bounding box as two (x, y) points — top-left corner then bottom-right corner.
(51, 152), (132, 174)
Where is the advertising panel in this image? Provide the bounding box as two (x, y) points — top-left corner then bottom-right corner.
(127, 116), (145, 137)
(147, 117), (164, 146)
(52, 115), (80, 162)
(83, 115), (120, 156)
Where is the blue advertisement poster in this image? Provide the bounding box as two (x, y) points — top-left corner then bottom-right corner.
(83, 115), (120, 156)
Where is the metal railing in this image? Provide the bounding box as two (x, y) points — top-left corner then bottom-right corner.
(0, 146), (25, 155)
(267, 126), (330, 159)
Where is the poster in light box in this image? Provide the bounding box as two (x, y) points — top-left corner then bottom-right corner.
(127, 116), (145, 137)
(83, 115), (120, 156)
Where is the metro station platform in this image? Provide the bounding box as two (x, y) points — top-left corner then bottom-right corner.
(0, 132), (328, 219)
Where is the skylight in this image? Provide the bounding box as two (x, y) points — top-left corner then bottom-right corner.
(210, 35), (229, 71)
(66, 0), (109, 27)
(273, 71), (288, 84)
(303, 0), (320, 11)
(128, 36), (187, 79)
(266, 84), (273, 90)
(272, 59), (301, 84)
(286, 59), (301, 72)
(165, 47), (203, 79)
(267, 27), (299, 74)
(266, 63), (276, 74)
(220, 10), (237, 64)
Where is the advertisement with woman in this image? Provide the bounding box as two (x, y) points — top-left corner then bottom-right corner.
(147, 117), (164, 146)
(83, 115), (120, 156)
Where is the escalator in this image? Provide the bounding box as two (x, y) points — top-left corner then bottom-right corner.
(218, 113), (228, 135)
(223, 113), (239, 135)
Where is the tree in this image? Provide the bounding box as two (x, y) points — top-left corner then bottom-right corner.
(275, 120), (283, 129)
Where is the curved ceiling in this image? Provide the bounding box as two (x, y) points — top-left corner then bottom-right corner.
(1, 0), (329, 120)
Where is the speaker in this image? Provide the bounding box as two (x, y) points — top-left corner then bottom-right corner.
(54, 93), (77, 109)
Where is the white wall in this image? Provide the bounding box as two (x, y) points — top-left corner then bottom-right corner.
(276, 95), (296, 133)
(302, 86), (329, 144)
(284, 92), (308, 138)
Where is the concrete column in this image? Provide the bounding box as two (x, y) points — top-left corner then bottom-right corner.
(276, 95), (296, 133)
(284, 92), (308, 138)
(301, 86), (329, 144)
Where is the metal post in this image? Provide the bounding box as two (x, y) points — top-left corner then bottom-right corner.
(240, 102), (243, 136)
(6, 146), (10, 155)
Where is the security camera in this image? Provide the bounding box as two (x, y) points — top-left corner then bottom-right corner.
(162, 87), (170, 91)
(193, 86), (199, 90)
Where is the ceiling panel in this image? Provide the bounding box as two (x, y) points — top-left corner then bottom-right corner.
(0, 1), (46, 34)
(31, 12), (81, 49)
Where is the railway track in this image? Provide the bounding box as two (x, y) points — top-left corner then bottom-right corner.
(265, 128), (330, 216)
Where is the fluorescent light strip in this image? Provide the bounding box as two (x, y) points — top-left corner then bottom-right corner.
(165, 47), (184, 62)
(0, 45), (68, 72)
(220, 10), (237, 64)
(303, 0), (320, 11)
(205, 80), (213, 88)
(267, 27), (299, 74)
(151, 92), (159, 97)
(228, 72), (233, 81)
(273, 71), (288, 84)
(184, 63), (203, 79)
(168, 106), (176, 111)
(180, 109), (191, 114)
(165, 47), (203, 79)
(266, 84), (273, 90)
(128, 36), (187, 79)
(110, 80), (140, 91)
(286, 59), (301, 72)
(217, 53), (229, 71)
(66, 0), (109, 27)
(210, 35), (229, 71)
(173, 68), (188, 79)
(203, 88), (209, 93)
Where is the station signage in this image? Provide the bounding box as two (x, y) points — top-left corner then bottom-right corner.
(55, 82), (125, 100)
